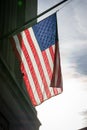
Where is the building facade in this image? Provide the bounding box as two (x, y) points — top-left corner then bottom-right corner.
(0, 0), (41, 129)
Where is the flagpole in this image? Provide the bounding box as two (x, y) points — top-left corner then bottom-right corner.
(0, 0), (68, 40)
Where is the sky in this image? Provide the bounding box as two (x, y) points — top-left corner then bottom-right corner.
(36, 0), (87, 130)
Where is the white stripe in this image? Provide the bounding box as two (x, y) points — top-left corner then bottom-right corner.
(45, 46), (54, 72)
(57, 88), (62, 94)
(52, 44), (55, 53)
(13, 35), (41, 104)
(20, 31), (47, 100)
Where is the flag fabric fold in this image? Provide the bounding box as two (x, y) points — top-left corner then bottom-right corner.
(10, 13), (63, 106)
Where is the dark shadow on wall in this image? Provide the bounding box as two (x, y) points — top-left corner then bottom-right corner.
(0, 112), (9, 130)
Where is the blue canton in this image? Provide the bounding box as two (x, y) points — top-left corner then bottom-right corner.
(32, 13), (58, 51)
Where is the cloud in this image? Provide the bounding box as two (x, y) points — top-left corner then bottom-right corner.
(58, 0), (87, 44)
(37, 1), (87, 130)
(67, 41), (87, 76)
(73, 0), (87, 39)
(57, 0), (87, 80)
(59, 40), (87, 85)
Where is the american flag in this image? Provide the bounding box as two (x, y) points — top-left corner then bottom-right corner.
(10, 13), (63, 106)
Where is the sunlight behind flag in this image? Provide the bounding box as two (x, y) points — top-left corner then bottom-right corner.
(10, 13), (63, 106)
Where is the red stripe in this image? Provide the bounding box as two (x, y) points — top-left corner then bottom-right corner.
(17, 33), (44, 103)
(42, 49), (53, 80)
(53, 88), (58, 95)
(10, 36), (37, 105)
(25, 29), (51, 98)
